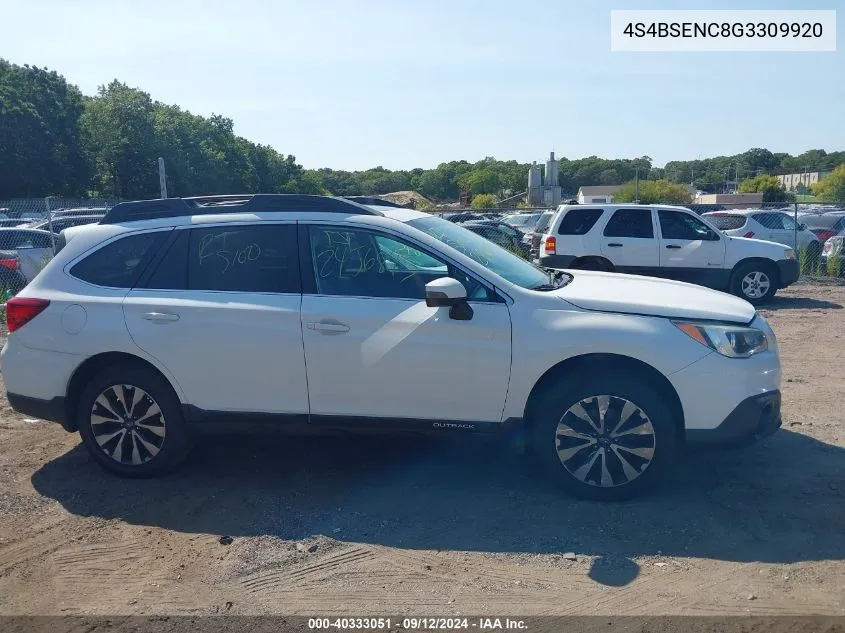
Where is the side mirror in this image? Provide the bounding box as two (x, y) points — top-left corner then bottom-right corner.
(425, 277), (473, 321)
(799, 223), (807, 230)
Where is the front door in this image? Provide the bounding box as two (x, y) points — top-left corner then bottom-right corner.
(123, 222), (308, 416)
(300, 225), (512, 425)
(599, 208), (659, 272)
(657, 209), (727, 288)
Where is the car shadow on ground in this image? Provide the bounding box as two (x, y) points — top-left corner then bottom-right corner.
(762, 295), (842, 310)
(31, 427), (845, 578)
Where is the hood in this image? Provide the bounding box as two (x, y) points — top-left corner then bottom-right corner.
(553, 270), (755, 324)
(725, 235), (793, 254)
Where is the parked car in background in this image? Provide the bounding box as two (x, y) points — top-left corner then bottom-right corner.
(461, 220), (530, 258)
(528, 211), (555, 260)
(798, 211), (845, 244)
(822, 236), (845, 276)
(1, 194), (783, 501)
(443, 212), (477, 223)
(0, 251), (28, 294)
(502, 212), (543, 233)
(0, 229), (56, 283)
(537, 204), (798, 304)
(25, 214), (104, 233)
(703, 209), (821, 258)
(0, 219), (31, 228)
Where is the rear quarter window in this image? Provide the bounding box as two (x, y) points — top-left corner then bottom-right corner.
(707, 214), (747, 230)
(557, 208), (604, 235)
(70, 231), (165, 288)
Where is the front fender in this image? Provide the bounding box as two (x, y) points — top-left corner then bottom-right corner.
(502, 306), (711, 421)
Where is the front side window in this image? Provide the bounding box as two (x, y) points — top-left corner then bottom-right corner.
(658, 210), (719, 241)
(407, 216), (549, 290)
(603, 209), (654, 238)
(70, 231), (163, 288)
(309, 226), (493, 301)
(145, 224), (299, 293)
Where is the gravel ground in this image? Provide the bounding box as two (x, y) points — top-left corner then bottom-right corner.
(0, 281), (843, 617)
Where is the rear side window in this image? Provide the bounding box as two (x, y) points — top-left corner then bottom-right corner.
(707, 214), (747, 230)
(70, 232), (163, 288)
(603, 209), (654, 238)
(534, 213), (554, 233)
(145, 224), (300, 293)
(558, 208), (603, 235)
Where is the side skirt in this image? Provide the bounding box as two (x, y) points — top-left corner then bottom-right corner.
(183, 405), (522, 437)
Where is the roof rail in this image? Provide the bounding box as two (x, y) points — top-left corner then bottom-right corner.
(344, 196), (407, 208)
(100, 194), (383, 224)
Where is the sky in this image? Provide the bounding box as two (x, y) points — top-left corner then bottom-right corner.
(3, 0), (843, 170)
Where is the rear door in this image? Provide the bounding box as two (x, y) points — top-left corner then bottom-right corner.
(123, 222), (308, 417)
(599, 208), (659, 271)
(657, 209), (727, 288)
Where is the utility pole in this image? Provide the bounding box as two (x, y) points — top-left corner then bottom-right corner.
(635, 167), (639, 203)
(158, 157), (167, 199)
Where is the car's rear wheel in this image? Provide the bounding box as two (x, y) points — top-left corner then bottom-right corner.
(730, 261), (778, 305)
(574, 257), (614, 272)
(77, 364), (191, 477)
(529, 370), (679, 501)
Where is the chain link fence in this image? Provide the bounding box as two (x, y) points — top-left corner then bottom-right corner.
(0, 198), (118, 303)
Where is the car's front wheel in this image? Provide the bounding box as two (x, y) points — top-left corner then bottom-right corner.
(77, 364), (191, 477)
(529, 370), (679, 501)
(730, 261), (778, 305)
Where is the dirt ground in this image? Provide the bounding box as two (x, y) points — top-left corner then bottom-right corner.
(0, 281), (843, 618)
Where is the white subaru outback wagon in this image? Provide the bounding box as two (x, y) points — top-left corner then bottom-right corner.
(1, 195), (782, 500)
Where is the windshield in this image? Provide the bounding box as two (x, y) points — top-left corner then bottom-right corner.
(408, 216), (550, 289)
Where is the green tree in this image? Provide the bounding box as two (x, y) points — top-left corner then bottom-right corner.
(812, 165), (845, 203)
(0, 60), (89, 197)
(612, 179), (692, 205)
(471, 193), (498, 209)
(738, 174), (793, 203)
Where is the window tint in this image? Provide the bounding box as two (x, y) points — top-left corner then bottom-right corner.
(658, 210), (719, 241)
(309, 226), (492, 301)
(603, 209), (654, 238)
(70, 232), (162, 288)
(707, 214), (746, 230)
(145, 230), (189, 289)
(558, 208), (604, 235)
(187, 224), (299, 293)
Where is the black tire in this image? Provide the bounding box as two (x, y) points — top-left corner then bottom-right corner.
(77, 363), (191, 477)
(529, 370), (679, 501)
(730, 261), (778, 305)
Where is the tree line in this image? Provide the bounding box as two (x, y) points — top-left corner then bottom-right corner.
(2, 59), (844, 203)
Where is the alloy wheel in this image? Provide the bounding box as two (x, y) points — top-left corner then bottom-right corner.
(555, 395), (656, 488)
(90, 384), (166, 466)
(741, 271), (771, 299)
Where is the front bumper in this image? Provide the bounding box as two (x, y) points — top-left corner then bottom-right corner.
(777, 258), (799, 288)
(686, 390), (781, 446)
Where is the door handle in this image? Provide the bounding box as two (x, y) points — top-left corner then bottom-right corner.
(306, 320), (350, 335)
(606, 243), (623, 247)
(665, 244), (682, 249)
(142, 311), (180, 323)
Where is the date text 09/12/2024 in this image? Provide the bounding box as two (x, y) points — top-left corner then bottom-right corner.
(308, 617), (528, 630)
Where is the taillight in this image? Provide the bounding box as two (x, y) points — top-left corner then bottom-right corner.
(815, 230), (835, 242)
(544, 236), (556, 254)
(743, 231), (755, 238)
(6, 297), (50, 332)
(0, 258), (19, 270)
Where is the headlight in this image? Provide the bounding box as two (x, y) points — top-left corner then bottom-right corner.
(673, 321), (769, 358)
(784, 249), (796, 260)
